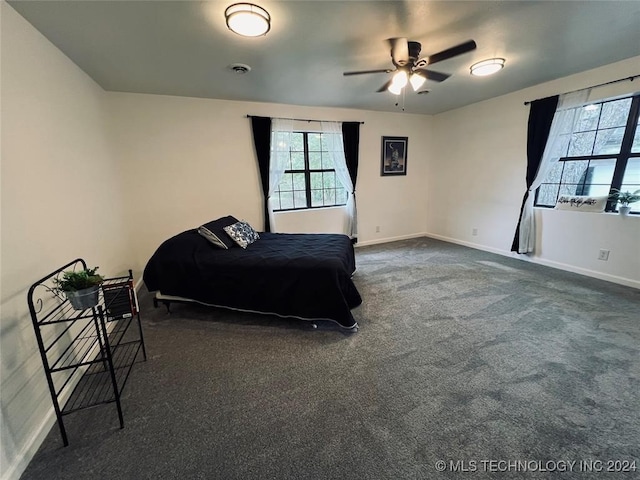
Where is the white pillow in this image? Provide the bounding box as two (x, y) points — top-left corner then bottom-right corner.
(554, 195), (607, 212)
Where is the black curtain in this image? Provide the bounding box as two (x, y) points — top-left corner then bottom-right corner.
(342, 122), (360, 186)
(250, 116), (272, 232)
(511, 95), (559, 252)
(342, 122), (360, 238)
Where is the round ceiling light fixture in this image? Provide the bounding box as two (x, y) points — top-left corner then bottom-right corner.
(225, 3), (271, 37)
(470, 58), (505, 77)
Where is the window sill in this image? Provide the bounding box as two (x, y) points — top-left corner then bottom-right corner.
(274, 205), (347, 214)
(534, 206), (639, 216)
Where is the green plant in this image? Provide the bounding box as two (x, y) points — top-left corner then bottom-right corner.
(53, 267), (104, 292)
(608, 189), (640, 207)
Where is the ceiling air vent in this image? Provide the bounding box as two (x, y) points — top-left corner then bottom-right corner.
(228, 63), (251, 74)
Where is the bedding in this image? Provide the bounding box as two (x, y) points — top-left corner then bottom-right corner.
(143, 229), (362, 329)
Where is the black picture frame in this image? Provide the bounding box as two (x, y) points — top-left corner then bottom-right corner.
(381, 136), (408, 176)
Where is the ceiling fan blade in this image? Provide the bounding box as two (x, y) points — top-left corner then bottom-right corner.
(426, 40), (477, 65)
(388, 37), (409, 66)
(414, 68), (451, 82)
(343, 69), (393, 76)
(376, 79), (394, 93)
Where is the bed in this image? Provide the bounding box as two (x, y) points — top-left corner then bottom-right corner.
(143, 225), (363, 330)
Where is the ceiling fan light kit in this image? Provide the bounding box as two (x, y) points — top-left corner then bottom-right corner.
(343, 38), (477, 96)
(389, 70), (408, 95)
(225, 3), (271, 37)
(409, 73), (426, 91)
(470, 58), (505, 76)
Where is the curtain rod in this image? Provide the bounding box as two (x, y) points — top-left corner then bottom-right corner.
(246, 114), (364, 124)
(523, 75), (640, 106)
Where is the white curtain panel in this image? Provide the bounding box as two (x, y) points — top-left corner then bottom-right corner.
(517, 89), (591, 253)
(321, 121), (357, 237)
(269, 118), (294, 232)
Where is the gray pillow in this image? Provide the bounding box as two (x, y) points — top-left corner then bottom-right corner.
(198, 215), (238, 249)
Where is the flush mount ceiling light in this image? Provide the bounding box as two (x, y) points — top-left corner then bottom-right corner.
(470, 58), (505, 77)
(225, 3), (270, 37)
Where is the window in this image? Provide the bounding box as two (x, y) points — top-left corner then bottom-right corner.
(272, 131), (348, 211)
(535, 93), (640, 213)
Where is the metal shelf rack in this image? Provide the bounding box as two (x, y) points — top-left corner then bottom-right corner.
(27, 258), (147, 446)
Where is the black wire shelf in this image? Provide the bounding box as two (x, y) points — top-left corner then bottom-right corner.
(28, 259), (147, 446)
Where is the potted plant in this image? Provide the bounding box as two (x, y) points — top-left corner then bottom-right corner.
(53, 266), (104, 310)
(609, 189), (640, 216)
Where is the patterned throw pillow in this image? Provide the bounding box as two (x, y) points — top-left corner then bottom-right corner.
(223, 221), (260, 249)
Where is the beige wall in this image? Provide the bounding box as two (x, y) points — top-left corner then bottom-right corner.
(428, 56), (640, 287)
(107, 93), (432, 276)
(0, 4), (131, 478)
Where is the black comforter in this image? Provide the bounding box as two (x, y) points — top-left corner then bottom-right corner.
(143, 230), (362, 328)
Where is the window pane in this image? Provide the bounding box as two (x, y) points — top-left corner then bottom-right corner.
(324, 189), (336, 205)
(290, 132), (304, 151)
(278, 173), (293, 191)
(309, 152), (322, 169)
(621, 157), (640, 213)
(291, 151), (305, 170)
(292, 172), (305, 190)
(586, 159), (616, 193)
(558, 184), (578, 197)
(272, 193), (282, 211)
(621, 157), (640, 194)
(323, 172), (335, 189)
(311, 189), (324, 207)
(308, 133), (321, 151)
(272, 150), (292, 170)
(293, 190), (307, 209)
(576, 104), (601, 132)
(544, 162), (564, 183)
(279, 191), (294, 210)
(336, 189), (348, 204)
(310, 172), (323, 189)
(632, 124), (640, 153)
(560, 159), (615, 196)
(593, 127), (625, 155)
(599, 98), (632, 128)
(322, 152), (335, 169)
(560, 160), (590, 192)
(537, 184), (560, 207)
(568, 132), (595, 156)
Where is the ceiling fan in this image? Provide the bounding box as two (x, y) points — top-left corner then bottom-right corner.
(343, 38), (477, 94)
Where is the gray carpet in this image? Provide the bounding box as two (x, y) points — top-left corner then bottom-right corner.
(20, 238), (640, 479)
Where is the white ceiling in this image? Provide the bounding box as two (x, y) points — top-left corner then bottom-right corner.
(7, 0), (640, 115)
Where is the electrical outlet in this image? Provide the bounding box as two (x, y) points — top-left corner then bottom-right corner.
(375, 226), (381, 233)
(472, 228), (478, 236)
(598, 249), (610, 261)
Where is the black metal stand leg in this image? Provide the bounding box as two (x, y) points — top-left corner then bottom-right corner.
(56, 411), (69, 447)
(115, 398), (125, 429)
(137, 312), (148, 361)
(152, 296), (171, 313)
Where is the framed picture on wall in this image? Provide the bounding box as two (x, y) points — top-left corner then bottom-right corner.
(381, 136), (408, 176)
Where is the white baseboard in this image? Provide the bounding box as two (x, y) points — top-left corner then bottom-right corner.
(423, 232), (640, 290)
(355, 232), (427, 247)
(1, 410), (56, 480)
